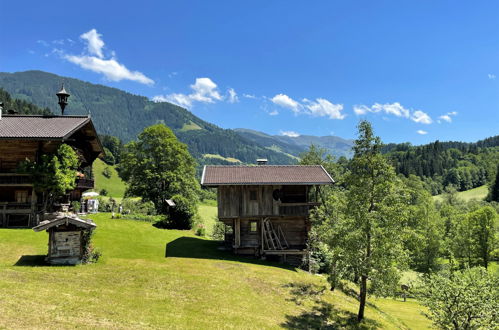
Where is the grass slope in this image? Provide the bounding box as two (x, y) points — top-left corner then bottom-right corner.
(0, 214), (430, 329)
(93, 158), (127, 198)
(433, 185), (488, 203)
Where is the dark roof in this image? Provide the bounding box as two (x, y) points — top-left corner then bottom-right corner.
(0, 115), (90, 140)
(201, 165), (334, 186)
(33, 213), (96, 232)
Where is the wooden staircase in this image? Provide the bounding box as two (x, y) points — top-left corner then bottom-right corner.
(263, 218), (289, 250)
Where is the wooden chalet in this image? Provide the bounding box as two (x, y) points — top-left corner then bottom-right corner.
(0, 114), (103, 228)
(201, 164), (334, 264)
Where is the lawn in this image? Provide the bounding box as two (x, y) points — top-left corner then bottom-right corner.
(0, 214), (431, 329)
(433, 185), (488, 203)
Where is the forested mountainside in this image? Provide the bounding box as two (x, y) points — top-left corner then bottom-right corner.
(383, 139), (499, 194)
(234, 128), (354, 158)
(0, 70), (295, 165)
(0, 88), (52, 115)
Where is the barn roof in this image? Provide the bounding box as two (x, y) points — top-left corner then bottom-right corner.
(0, 115), (91, 140)
(33, 213), (96, 232)
(201, 165), (334, 186)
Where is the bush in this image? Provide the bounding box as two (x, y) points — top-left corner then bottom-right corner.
(71, 201), (81, 213)
(99, 188), (108, 196)
(121, 198), (156, 215)
(199, 188), (217, 201)
(212, 220), (225, 240)
(195, 224), (206, 236)
(81, 230), (101, 264)
(165, 194), (197, 229)
(102, 166), (112, 178)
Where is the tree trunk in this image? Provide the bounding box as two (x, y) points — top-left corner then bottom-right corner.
(358, 275), (367, 322)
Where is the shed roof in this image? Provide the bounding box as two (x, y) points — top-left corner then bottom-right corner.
(201, 165), (334, 186)
(33, 213), (96, 232)
(0, 115), (90, 140)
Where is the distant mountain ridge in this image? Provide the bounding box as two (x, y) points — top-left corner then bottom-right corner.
(0, 71), (298, 165)
(234, 128), (354, 158)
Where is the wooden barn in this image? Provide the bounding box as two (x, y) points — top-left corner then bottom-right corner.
(201, 164), (334, 264)
(0, 114), (103, 227)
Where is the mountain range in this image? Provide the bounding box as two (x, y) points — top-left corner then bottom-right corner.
(0, 70), (354, 164)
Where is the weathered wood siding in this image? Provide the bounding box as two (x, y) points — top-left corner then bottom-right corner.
(0, 141), (38, 172)
(218, 185), (311, 218)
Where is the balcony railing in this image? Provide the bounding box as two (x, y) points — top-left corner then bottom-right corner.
(0, 174), (32, 185)
(75, 178), (94, 189)
(278, 202), (321, 216)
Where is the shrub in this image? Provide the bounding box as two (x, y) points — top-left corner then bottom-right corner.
(166, 194), (197, 229)
(102, 166), (112, 178)
(195, 224), (206, 236)
(121, 198), (156, 215)
(99, 188), (108, 196)
(212, 220), (225, 240)
(81, 230), (101, 264)
(71, 201), (81, 213)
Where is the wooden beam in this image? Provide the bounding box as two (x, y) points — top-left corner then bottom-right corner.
(234, 218), (241, 248)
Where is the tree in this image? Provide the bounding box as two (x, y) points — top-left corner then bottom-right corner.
(118, 124), (200, 228)
(489, 163), (499, 202)
(454, 206), (497, 269)
(421, 267), (499, 329)
(331, 121), (408, 321)
(19, 144), (79, 213)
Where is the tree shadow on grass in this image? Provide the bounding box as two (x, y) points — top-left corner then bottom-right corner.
(282, 282), (380, 329)
(165, 236), (297, 271)
(14, 255), (47, 266)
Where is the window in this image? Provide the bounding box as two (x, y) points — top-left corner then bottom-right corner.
(15, 190), (29, 203)
(250, 221), (257, 232)
(249, 190), (257, 201)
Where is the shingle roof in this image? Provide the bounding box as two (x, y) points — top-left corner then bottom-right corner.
(0, 115), (90, 139)
(201, 165), (334, 186)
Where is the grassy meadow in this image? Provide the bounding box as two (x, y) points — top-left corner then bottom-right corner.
(433, 185), (488, 203)
(93, 158), (127, 198)
(0, 211), (431, 329)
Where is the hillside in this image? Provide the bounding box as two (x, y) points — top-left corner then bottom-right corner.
(0, 71), (296, 165)
(0, 213), (431, 329)
(235, 128), (354, 158)
(93, 158), (127, 198)
(433, 185), (489, 203)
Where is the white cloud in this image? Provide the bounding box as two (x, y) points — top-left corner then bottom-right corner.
(417, 130), (428, 135)
(269, 110), (279, 116)
(280, 130), (300, 137)
(271, 94), (345, 120)
(354, 102), (432, 124)
(488, 74), (496, 80)
(65, 55), (154, 85)
(80, 29), (105, 58)
(411, 110), (433, 124)
(303, 98), (345, 119)
(271, 94), (300, 113)
(439, 115), (452, 123)
(227, 88), (239, 103)
(353, 105), (370, 115)
(154, 77), (227, 108)
(61, 29), (154, 85)
(37, 40), (49, 47)
(437, 111), (457, 123)
(243, 94), (257, 99)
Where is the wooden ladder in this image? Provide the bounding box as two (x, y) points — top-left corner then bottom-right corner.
(263, 218), (288, 250)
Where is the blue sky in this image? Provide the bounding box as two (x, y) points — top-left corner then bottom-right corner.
(1, 1), (498, 143)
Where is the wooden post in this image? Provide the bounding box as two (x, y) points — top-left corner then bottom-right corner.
(234, 218), (241, 248)
(260, 218), (264, 253)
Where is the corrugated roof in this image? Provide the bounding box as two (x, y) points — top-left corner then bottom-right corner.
(201, 165), (334, 186)
(0, 115), (90, 139)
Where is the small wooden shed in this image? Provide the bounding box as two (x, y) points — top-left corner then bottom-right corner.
(33, 213), (96, 265)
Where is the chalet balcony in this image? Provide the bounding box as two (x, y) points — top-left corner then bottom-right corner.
(0, 174), (32, 186)
(278, 202), (321, 216)
(75, 178), (94, 190)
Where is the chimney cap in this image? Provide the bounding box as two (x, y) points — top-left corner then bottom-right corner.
(257, 158), (268, 165)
